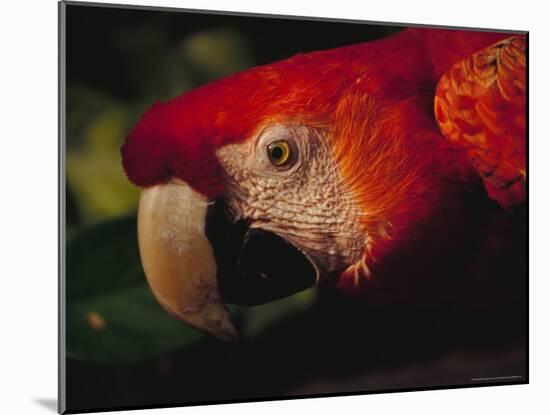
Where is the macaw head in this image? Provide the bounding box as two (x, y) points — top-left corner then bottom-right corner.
(121, 28), (513, 339)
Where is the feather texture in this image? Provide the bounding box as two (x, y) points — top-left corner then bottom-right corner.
(121, 28), (525, 302)
(434, 35), (527, 208)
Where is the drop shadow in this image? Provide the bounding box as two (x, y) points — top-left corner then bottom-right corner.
(34, 398), (57, 413)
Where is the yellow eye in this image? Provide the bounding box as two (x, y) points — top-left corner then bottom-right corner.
(267, 141), (291, 166)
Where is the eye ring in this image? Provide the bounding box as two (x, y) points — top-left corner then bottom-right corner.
(267, 140), (291, 166)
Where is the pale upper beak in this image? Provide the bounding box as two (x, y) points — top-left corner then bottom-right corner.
(137, 177), (318, 341)
(137, 181), (237, 341)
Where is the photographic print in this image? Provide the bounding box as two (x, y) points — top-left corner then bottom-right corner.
(59, 1), (528, 413)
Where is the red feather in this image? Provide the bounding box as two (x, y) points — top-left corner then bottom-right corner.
(121, 28), (521, 303)
(122, 28), (508, 197)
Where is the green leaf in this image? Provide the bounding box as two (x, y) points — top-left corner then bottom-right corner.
(240, 288), (319, 338)
(66, 216), (205, 362)
(66, 87), (140, 222)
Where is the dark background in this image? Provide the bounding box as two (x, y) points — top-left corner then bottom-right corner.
(63, 3), (526, 413)
(66, 4), (399, 100)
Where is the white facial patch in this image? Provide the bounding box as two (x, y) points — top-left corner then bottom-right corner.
(215, 124), (367, 280)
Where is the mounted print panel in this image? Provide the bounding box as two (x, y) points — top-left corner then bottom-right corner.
(59, 1), (528, 413)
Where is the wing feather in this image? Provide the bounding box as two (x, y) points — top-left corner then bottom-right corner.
(434, 35), (526, 208)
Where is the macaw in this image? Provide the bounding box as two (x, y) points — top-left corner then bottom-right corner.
(121, 27), (527, 340)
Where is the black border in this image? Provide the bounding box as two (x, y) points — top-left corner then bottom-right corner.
(58, 2), (67, 413)
(61, 0), (528, 34)
(58, 1), (529, 414)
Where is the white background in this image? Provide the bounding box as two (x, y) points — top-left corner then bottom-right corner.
(0, 0), (547, 414)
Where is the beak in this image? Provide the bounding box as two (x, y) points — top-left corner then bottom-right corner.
(137, 181), (237, 341)
(137, 181), (317, 341)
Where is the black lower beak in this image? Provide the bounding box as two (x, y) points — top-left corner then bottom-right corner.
(205, 201), (317, 306)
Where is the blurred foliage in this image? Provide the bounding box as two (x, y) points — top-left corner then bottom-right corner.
(66, 215), (318, 362)
(181, 29), (254, 83)
(242, 289), (317, 337)
(66, 87), (139, 221)
(66, 216), (203, 361)
(66, 28), (253, 225)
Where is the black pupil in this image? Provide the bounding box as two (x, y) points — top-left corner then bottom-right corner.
(270, 146), (284, 160)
